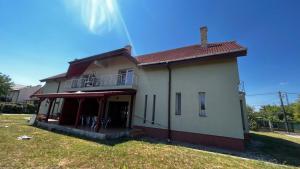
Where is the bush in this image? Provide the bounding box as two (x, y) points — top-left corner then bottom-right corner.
(24, 104), (37, 114)
(249, 119), (259, 131)
(0, 102), (37, 114)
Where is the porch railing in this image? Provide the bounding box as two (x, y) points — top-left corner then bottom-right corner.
(64, 73), (138, 90)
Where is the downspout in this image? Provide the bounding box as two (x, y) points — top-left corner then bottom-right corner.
(167, 63), (172, 142)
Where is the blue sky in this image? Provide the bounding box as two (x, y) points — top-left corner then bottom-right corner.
(0, 0), (299, 107)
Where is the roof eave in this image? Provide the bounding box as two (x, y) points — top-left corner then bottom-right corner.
(137, 48), (247, 67)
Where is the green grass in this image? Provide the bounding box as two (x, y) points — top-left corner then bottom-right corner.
(0, 115), (298, 169)
(250, 131), (300, 166)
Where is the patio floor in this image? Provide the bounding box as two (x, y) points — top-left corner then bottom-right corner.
(35, 121), (138, 140)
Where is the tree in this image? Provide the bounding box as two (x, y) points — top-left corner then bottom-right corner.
(0, 73), (13, 97)
(247, 105), (259, 130)
(293, 98), (300, 122)
(259, 105), (282, 122)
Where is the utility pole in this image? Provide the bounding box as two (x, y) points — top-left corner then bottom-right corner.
(279, 91), (289, 133)
(285, 92), (290, 106)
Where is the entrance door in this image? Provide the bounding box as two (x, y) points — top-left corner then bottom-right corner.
(107, 102), (128, 128)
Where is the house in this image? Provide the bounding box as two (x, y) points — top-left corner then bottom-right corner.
(8, 84), (42, 103)
(34, 27), (249, 150)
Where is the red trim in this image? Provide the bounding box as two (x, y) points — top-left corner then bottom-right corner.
(34, 91), (132, 99)
(134, 126), (245, 151)
(244, 133), (251, 140)
(66, 48), (137, 78)
(67, 61), (93, 78)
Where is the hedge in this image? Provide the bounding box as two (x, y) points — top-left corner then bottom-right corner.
(0, 102), (37, 114)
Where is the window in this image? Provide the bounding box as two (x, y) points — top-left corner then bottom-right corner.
(117, 70), (127, 85)
(117, 69), (134, 85)
(143, 95), (148, 123)
(152, 95), (156, 124)
(71, 79), (78, 88)
(175, 93), (181, 115)
(198, 92), (206, 117)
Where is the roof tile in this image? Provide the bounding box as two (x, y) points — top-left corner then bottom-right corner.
(136, 41), (246, 65)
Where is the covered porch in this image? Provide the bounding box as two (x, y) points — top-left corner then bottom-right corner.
(34, 90), (136, 137)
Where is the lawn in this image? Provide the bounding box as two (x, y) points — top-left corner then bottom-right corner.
(249, 131), (300, 166)
(0, 115), (298, 169)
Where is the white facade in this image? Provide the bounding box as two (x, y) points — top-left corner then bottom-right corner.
(39, 55), (248, 140)
(134, 58), (245, 139)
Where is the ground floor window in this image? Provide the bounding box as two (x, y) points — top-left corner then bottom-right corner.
(152, 95), (156, 124)
(198, 92), (206, 117)
(175, 92), (181, 115)
(144, 95), (148, 123)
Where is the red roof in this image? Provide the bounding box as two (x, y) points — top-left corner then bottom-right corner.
(66, 48), (135, 78)
(136, 41), (247, 65)
(40, 41), (247, 81)
(40, 73), (66, 82)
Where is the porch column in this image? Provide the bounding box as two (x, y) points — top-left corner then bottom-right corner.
(46, 98), (54, 123)
(75, 98), (85, 128)
(35, 98), (44, 122)
(128, 94), (135, 129)
(95, 98), (103, 132)
(35, 99), (42, 116)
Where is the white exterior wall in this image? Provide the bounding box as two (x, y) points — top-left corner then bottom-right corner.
(133, 67), (169, 129)
(83, 56), (138, 79)
(40, 55), (246, 140)
(170, 59), (244, 139)
(133, 58), (245, 139)
(39, 81), (61, 115)
(240, 92), (249, 133)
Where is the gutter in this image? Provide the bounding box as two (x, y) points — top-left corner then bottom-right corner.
(167, 63), (172, 142)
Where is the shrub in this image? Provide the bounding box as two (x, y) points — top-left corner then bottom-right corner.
(24, 104), (37, 114)
(1, 104), (23, 113)
(0, 102), (37, 114)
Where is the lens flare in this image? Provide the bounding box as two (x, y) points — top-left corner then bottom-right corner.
(64, 0), (135, 54)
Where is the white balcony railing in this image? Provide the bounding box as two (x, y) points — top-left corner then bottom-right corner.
(64, 73), (138, 90)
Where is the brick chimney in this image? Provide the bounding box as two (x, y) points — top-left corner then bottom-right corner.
(124, 45), (132, 54)
(200, 26), (208, 48)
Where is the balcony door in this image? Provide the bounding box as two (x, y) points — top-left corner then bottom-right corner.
(118, 69), (134, 85)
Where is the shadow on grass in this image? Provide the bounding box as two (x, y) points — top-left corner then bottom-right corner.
(34, 125), (300, 167)
(248, 132), (300, 167)
(35, 125), (132, 146)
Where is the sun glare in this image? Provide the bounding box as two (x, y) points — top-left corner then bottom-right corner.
(64, 0), (135, 53)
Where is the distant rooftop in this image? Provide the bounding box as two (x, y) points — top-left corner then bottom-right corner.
(11, 84), (26, 91)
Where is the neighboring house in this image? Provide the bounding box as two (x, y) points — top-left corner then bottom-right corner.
(8, 84), (26, 102)
(35, 27), (249, 150)
(8, 84), (41, 103)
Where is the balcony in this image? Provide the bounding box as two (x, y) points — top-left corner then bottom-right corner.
(64, 73), (138, 91)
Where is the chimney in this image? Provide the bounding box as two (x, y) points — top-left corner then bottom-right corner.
(200, 26), (208, 48)
(124, 45), (132, 54)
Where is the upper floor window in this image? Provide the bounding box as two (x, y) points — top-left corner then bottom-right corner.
(71, 79), (79, 88)
(198, 92), (206, 117)
(117, 69), (134, 85)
